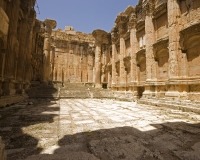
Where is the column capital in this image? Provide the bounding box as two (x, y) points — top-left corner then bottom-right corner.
(92, 29), (109, 45)
(44, 19), (57, 33)
(111, 27), (118, 44)
(128, 13), (137, 29)
(143, 1), (154, 16)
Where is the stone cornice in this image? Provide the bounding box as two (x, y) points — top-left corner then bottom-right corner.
(152, 2), (167, 19)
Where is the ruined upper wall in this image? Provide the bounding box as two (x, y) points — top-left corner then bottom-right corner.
(52, 27), (95, 44)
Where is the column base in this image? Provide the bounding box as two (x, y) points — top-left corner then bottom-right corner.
(95, 83), (102, 88)
(2, 81), (16, 95)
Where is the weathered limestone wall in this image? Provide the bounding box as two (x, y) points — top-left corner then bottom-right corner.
(1, 0), (200, 106)
(97, 0), (200, 103)
(50, 28), (95, 84)
(0, 0), (40, 107)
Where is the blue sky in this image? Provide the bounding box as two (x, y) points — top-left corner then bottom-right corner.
(35, 0), (138, 33)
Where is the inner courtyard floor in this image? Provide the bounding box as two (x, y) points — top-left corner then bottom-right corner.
(0, 99), (200, 160)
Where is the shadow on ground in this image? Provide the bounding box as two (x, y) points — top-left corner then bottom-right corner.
(0, 83), (59, 160)
(52, 122), (200, 160)
(0, 97), (200, 160)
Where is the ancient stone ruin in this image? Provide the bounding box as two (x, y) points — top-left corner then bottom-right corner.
(1, 0), (200, 107)
(0, 0), (200, 158)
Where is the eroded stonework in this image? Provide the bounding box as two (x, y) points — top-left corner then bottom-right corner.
(0, 0), (200, 108)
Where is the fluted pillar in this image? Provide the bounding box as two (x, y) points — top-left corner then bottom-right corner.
(43, 19), (56, 83)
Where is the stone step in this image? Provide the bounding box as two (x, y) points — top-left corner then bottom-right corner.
(139, 98), (200, 114)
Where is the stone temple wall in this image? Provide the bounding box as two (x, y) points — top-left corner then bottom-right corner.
(50, 28), (95, 84)
(0, 0), (39, 107)
(91, 0), (200, 103)
(1, 0), (200, 107)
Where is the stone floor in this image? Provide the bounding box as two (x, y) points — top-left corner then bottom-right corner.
(0, 98), (200, 160)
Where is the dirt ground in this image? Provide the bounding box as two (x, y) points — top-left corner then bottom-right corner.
(0, 98), (200, 160)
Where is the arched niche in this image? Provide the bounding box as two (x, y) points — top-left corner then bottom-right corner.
(156, 48), (169, 80)
(185, 35), (200, 77)
(137, 54), (146, 83)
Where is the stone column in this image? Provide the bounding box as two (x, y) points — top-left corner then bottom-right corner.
(2, 0), (20, 95)
(143, 2), (156, 98)
(168, 0), (180, 78)
(92, 29), (109, 88)
(94, 41), (102, 88)
(144, 2), (156, 82)
(87, 50), (94, 83)
(119, 34), (126, 84)
(111, 43), (117, 85)
(129, 15), (139, 99)
(43, 19), (56, 83)
(165, 0), (182, 99)
(129, 18), (137, 83)
(111, 29), (118, 85)
(24, 10), (36, 88)
(4, 0), (20, 80)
